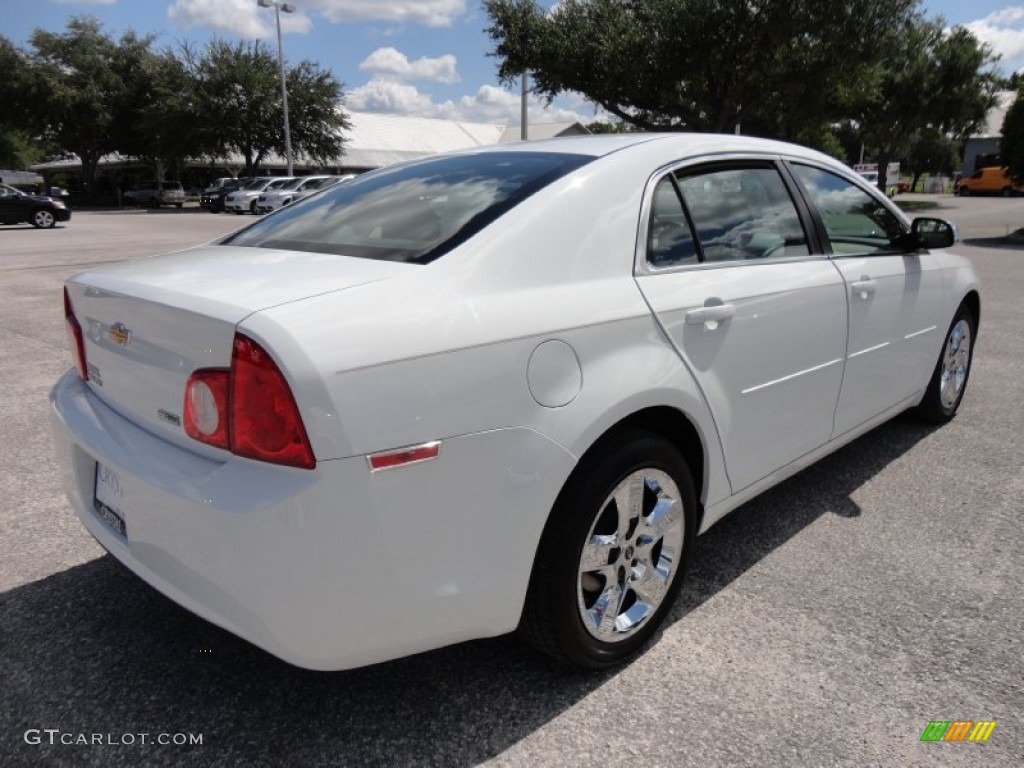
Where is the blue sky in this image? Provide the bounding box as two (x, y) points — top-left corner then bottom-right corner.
(7, 1), (1024, 126)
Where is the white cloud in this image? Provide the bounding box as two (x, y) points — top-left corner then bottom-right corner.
(359, 47), (459, 83)
(303, 0), (466, 28)
(168, 0), (465, 38)
(168, 0), (312, 39)
(964, 7), (1024, 69)
(347, 78), (594, 125)
(347, 79), (438, 114)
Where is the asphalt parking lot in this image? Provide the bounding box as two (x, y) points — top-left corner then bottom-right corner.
(1, 199), (1022, 767)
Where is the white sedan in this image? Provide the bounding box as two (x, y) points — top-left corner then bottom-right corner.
(253, 175), (346, 214)
(223, 177), (294, 214)
(51, 134), (978, 671)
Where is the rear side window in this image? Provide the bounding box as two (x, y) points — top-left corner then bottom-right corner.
(791, 164), (905, 254)
(675, 165), (810, 263)
(223, 152), (594, 263)
(647, 177), (698, 267)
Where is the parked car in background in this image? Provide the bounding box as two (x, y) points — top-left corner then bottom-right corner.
(955, 166), (1022, 196)
(52, 135), (978, 671)
(224, 177), (290, 214)
(123, 181), (186, 208)
(254, 175), (348, 214)
(0, 182), (71, 228)
(858, 171), (897, 198)
(200, 178), (249, 213)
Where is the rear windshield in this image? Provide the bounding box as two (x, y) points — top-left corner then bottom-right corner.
(221, 151), (594, 263)
(161, 182), (182, 190)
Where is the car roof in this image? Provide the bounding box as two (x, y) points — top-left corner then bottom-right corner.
(469, 132), (835, 162)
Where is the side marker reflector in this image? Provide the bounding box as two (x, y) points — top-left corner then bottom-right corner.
(367, 441), (442, 472)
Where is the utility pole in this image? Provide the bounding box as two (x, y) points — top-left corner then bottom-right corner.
(258, 0), (296, 175)
(521, 71), (528, 140)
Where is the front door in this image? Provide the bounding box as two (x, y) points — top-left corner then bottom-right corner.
(788, 163), (947, 436)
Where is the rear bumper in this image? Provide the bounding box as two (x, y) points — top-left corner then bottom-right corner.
(49, 371), (574, 670)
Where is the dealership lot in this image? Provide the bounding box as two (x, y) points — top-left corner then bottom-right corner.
(1, 200), (1022, 765)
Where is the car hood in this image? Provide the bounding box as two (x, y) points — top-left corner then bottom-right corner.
(21, 194), (61, 204)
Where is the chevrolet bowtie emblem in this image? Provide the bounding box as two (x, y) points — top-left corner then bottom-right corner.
(108, 322), (132, 347)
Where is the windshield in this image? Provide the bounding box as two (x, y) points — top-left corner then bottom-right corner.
(302, 177), (337, 191)
(266, 178), (293, 190)
(221, 151), (594, 264)
(244, 179), (268, 190)
(274, 178), (304, 191)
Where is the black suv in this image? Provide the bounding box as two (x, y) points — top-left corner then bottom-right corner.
(0, 183), (71, 228)
(200, 178), (250, 213)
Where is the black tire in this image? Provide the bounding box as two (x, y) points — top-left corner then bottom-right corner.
(250, 200), (258, 214)
(1002, 187), (1013, 197)
(912, 305), (976, 423)
(30, 208), (56, 229)
(175, 202), (183, 208)
(957, 186), (969, 197)
(519, 430), (697, 668)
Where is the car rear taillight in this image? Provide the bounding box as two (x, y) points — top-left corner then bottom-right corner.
(64, 287), (88, 381)
(183, 333), (315, 469)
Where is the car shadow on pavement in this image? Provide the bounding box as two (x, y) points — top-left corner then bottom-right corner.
(0, 417), (937, 768)
(962, 236), (1024, 250)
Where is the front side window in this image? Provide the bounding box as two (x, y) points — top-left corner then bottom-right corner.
(223, 152), (594, 263)
(675, 165), (810, 263)
(792, 164), (905, 254)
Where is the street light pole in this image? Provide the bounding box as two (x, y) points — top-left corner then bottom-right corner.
(257, 0), (295, 175)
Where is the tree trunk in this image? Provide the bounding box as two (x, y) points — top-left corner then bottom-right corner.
(912, 170), (923, 192)
(79, 148), (99, 194)
(875, 152), (892, 195)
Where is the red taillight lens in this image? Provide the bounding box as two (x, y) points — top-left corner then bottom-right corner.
(184, 369), (230, 449)
(182, 334), (315, 469)
(229, 334), (316, 469)
(64, 287), (88, 381)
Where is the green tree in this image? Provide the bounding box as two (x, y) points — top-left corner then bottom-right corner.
(181, 40), (347, 175)
(117, 47), (204, 180)
(26, 17), (152, 192)
(857, 21), (998, 194)
(485, 0), (917, 137)
(585, 120), (642, 134)
(1000, 89), (1024, 184)
(905, 129), (959, 190)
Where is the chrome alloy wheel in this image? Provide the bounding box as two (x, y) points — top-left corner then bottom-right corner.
(577, 468), (685, 642)
(940, 319), (972, 409)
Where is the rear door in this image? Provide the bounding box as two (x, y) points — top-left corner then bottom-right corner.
(0, 184), (24, 223)
(635, 159), (847, 493)
(787, 163), (947, 436)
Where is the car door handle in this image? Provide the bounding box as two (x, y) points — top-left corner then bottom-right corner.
(685, 303), (736, 327)
(850, 278), (877, 299)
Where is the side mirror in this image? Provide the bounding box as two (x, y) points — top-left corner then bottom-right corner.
(910, 217), (957, 250)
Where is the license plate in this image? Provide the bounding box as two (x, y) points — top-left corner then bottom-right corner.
(94, 462), (127, 537)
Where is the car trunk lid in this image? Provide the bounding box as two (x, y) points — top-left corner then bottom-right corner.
(66, 245), (413, 455)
